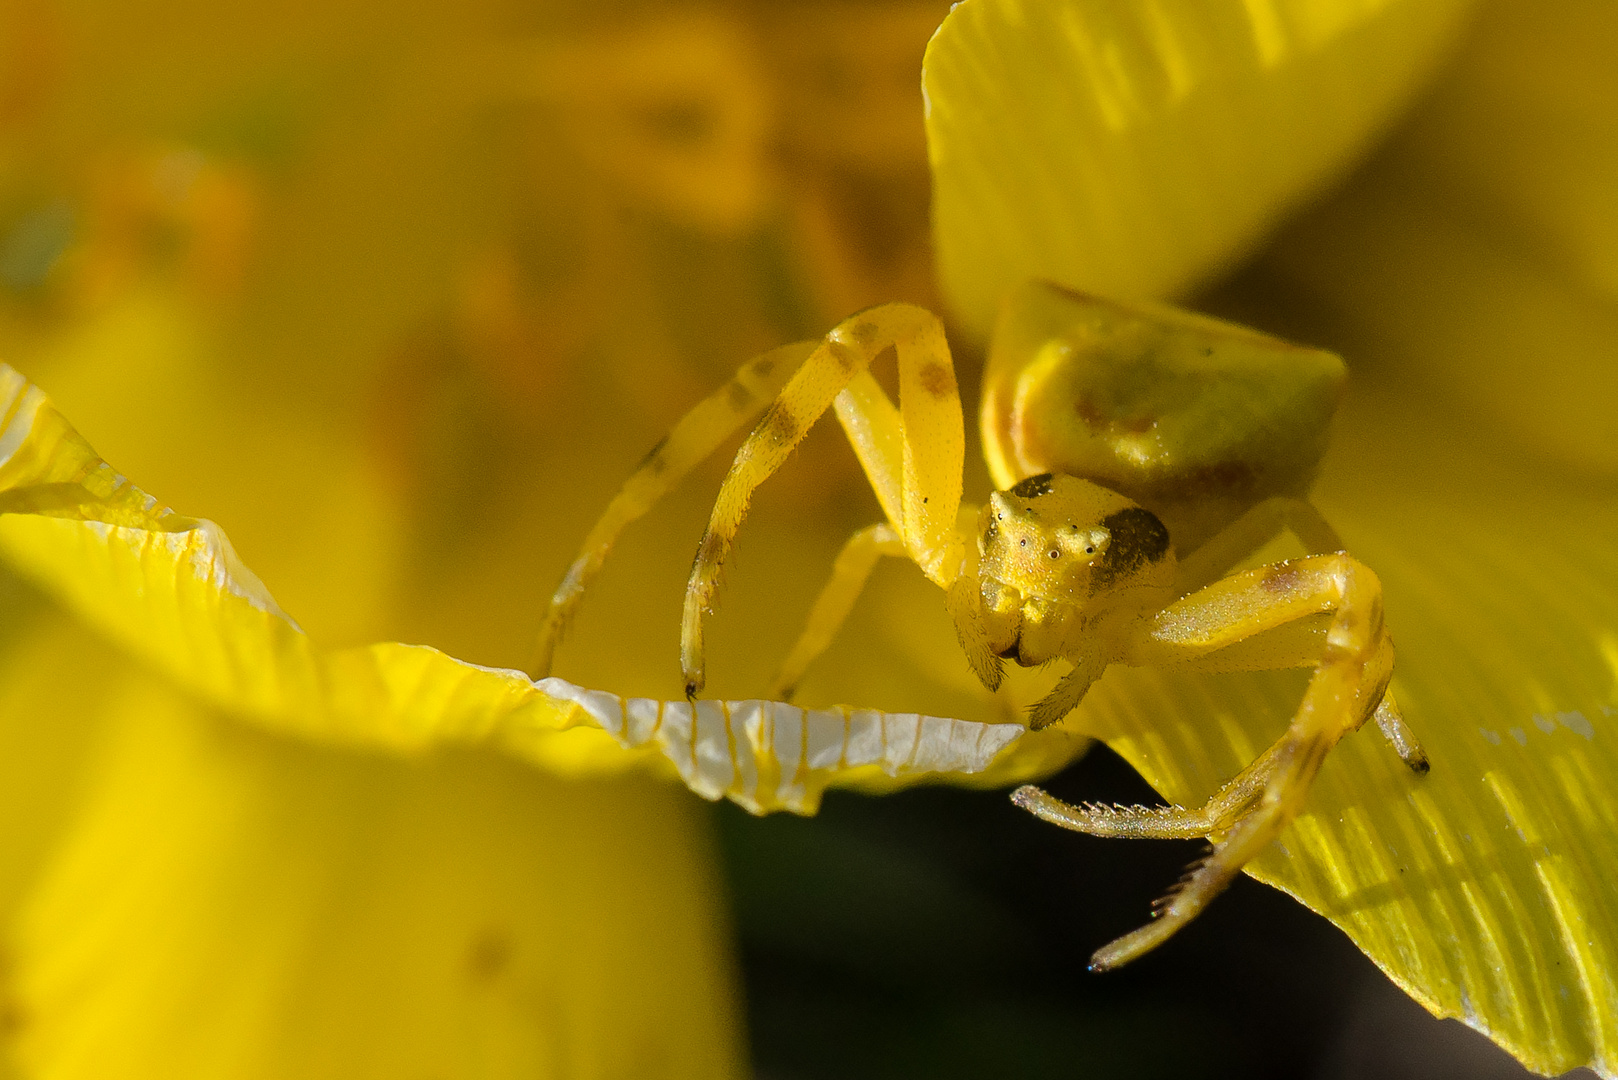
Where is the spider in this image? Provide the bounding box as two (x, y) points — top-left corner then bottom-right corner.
(533, 279), (1429, 970)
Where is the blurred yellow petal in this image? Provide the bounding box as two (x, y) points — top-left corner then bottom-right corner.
(511, 13), (774, 236)
(1267, 172), (1618, 473)
(1264, 0), (1618, 473)
(11, 665), (743, 1080)
(0, 576), (125, 925)
(924, 0), (1478, 336)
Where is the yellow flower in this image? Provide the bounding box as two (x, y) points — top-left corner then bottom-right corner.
(3, 0), (1615, 1077)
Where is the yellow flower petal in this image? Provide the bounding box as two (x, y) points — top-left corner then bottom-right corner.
(0, 364), (1029, 812)
(924, 0), (1478, 336)
(10, 666), (744, 1080)
(0, 579), (127, 925)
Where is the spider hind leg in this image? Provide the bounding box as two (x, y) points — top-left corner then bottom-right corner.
(767, 521), (905, 700)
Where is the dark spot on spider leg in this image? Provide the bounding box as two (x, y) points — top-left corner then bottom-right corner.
(844, 320), (879, 347)
(757, 404), (802, 449)
(726, 378), (756, 412)
(917, 360), (955, 399)
(692, 529), (727, 577)
(1261, 563), (1304, 595)
(828, 340), (862, 372)
(636, 435), (669, 475)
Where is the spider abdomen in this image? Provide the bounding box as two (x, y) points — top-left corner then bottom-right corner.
(980, 281), (1345, 552)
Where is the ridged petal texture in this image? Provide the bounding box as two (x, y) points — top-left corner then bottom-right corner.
(0, 365), (1028, 817)
(925, 0), (1478, 336)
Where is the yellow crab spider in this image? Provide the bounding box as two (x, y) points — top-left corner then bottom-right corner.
(533, 279), (1429, 970)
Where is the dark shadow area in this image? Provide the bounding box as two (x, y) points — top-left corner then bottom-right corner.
(719, 741), (1565, 1080)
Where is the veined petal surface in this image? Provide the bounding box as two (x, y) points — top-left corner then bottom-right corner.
(924, 0), (1477, 336)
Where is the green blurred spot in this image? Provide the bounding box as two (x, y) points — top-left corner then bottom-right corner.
(0, 202), (75, 291)
(192, 80), (314, 169)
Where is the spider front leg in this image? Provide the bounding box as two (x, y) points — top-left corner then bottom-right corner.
(682, 303), (981, 697)
(1015, 553), (1420, 970)
(529, 340), (813, 678)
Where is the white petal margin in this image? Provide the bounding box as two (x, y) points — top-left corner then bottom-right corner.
(535, 678), (1026, 815)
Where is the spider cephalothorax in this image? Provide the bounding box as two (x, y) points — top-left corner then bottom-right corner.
(535, 281), (1429, 969)
(977, 473), (1175, 678)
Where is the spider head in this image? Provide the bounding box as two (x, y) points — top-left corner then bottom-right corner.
(976, 473), (1175, 665)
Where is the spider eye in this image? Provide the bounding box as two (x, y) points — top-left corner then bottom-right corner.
(1084, 546), (1095, 554)
(1019, 538), (1027, 547)
(1049, 550), (1060, 559)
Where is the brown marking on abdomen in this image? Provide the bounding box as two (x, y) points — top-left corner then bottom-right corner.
(1184, 460), (1258, 497)
(1073, 394), (1156, 435)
